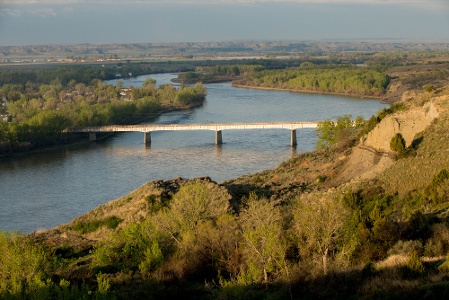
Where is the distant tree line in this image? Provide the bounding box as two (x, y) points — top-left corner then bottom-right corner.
(0, 63), (152, 86)
(176, 64), (265, 83)
(234, 64), (389, 97)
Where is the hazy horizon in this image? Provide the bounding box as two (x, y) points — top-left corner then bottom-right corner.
(0, 0), (448, 47)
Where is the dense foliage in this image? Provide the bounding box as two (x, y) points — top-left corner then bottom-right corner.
(176, 64), (265, 83)
(235, 65), (389, 97)
(0, 64), (153, 86)
(315, 114), (365, 148)
(2, 169), (449, 299)
(0, 74), (206, 155)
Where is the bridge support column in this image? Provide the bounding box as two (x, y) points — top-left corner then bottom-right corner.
(290, 129), (297, 147)
(215, 130), (223, 145)
(144, 132), (151, 145)
(89, 133), (97, 142)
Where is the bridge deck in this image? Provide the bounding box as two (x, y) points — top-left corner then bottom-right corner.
(65, 122), (319, 146)
(66, 122), (318, 133)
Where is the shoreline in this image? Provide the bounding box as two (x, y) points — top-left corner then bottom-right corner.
(232, 83), (385, 101)
(171, 78), (234, 84)
(0, 103), (204, 160)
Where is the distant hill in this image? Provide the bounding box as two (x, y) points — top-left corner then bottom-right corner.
(1, 40), (449, 60)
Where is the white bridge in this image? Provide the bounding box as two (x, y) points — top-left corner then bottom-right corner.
(65, 122), (319, 146)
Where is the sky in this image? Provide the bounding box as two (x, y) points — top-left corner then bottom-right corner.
(0, 0), (448, 46)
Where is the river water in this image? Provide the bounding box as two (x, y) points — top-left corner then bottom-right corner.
(0, 73), (388, 233)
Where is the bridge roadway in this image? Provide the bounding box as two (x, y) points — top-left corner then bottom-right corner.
(65, 122), (319, 146)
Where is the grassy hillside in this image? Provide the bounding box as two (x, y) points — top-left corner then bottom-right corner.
(3, 86), (449, 299)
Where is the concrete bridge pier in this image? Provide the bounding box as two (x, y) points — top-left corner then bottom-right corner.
(215, 130), (223, 145)
(144, 132), (151, 145)
(89, 133), (97, 142)
(291, 129), (297, 147)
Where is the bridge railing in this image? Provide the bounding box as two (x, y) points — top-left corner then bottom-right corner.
(64, 122), (319, 146)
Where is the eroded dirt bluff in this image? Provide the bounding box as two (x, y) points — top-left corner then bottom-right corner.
(337, 93), (442, 184)
(384, 63), (449, 103)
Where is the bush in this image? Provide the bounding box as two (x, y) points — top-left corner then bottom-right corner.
(0, 232), (49, 297)
(316, 114), (365, 148)
(390, 133), (407, 156)
(361, 103), (406, 135)
(72, 216), (123, 234)
(139, 241), (164, 275)
(424, 223), (449, 257)
(431, 169), (449, 187)
(388, 240), (423, 257)
(403, 251), (425, 278)
(427, 169), (449, 204)
(438, 253), (449, 272)
(425, 85), (435, 92)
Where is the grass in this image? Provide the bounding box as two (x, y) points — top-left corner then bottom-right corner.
(379, 91), (449, 197)
(71, 216), (123, 234)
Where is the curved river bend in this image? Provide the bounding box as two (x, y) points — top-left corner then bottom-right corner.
(0, 73), (388, 233)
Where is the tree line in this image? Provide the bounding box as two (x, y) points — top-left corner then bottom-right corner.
(0, 74), (206, 156)
(234, 64), (389, 97)
(175, 64), (265, 83)
(0, 63), (152, 86)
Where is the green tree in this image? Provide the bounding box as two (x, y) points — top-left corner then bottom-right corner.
(293, 194), (349, 275)
(142, 77), (156, 88)
(390, 132), (406, 156)
(316, 114), (365, 148)
(168, 182), (231, 234)
(139, 241), (164, 274)
(238, 194), (288, 283)
(0, 232), (49, 298)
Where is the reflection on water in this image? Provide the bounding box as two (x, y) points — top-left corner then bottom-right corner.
(0, 73), (388, 233)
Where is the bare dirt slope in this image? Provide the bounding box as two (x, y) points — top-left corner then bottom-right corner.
(385, 63), (449, 103)
(337, 99), (441, 183)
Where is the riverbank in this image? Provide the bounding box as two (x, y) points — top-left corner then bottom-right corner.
(171, 77), (234, 84)
(232, 82), (385, 101)
(0, 102), (205, 160)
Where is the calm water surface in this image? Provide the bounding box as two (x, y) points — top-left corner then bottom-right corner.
(0, 73), (388, 232)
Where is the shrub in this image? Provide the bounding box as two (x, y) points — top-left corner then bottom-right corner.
(96, 272), (112, 300)
(427, 169), (449, 204)
(390, 133), (406, 156)
(438, 253), (449, 272)
(405, 211), (434, 241)
(72, 216), (123, 234)
(316, 114), (365, 148)
(424, 223), (449, 257)
(425, 85), (435, 93)
(403, 251), (425, 278)
(139, 241), (164, 274)
(361, 103), (406, 135)
(316, 174), (327, 183)
(0, 232), (49, 297)
(361, 261), (377, 278)
(424, 239), (444, 257)
(388, 240), (423, 257)
(431, 169), (449, 187)
(377, 103), (406, 120)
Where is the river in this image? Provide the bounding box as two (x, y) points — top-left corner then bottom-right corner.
(0, 73), (388, 233)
